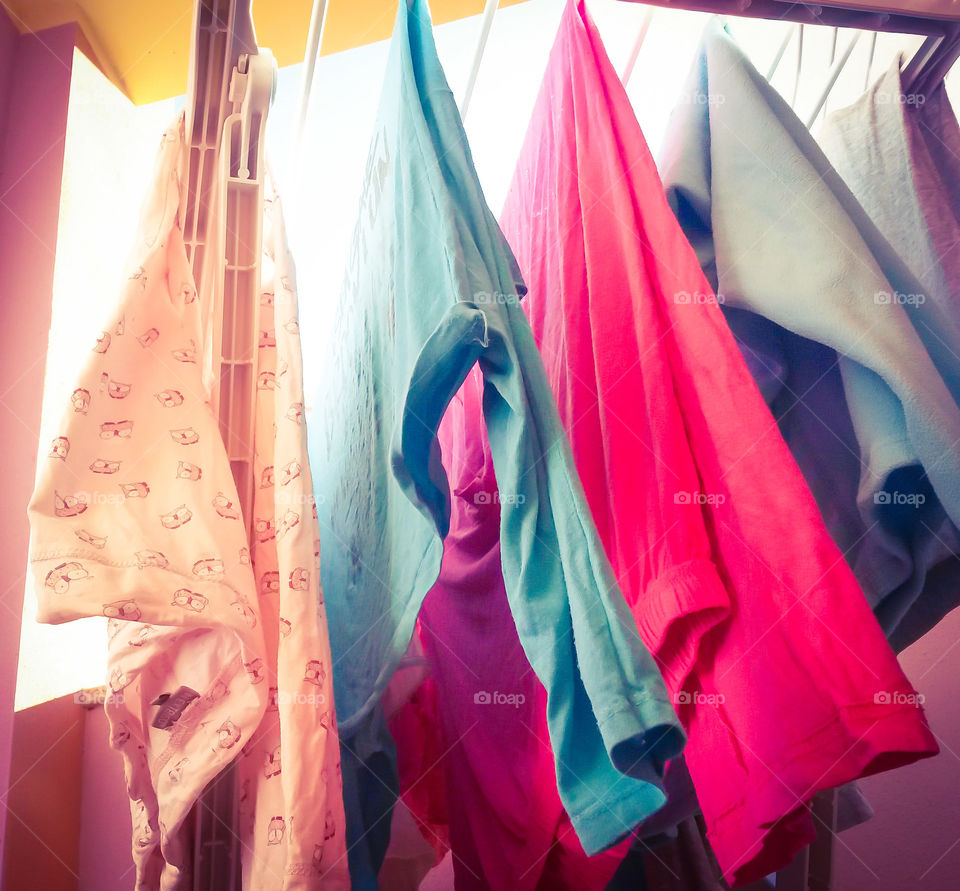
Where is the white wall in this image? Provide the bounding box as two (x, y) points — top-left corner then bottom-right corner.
(15, 49), (176, 711)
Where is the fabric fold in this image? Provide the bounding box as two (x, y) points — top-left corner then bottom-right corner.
(398, 368), (634, 890)
(497, 4), (939, 886)
(660, 24), (960, 657)
(819, 58), (960, 649)
(634, 560), (731, 695)
(28, 115), (347, 890)
(308, 1), (683, 885)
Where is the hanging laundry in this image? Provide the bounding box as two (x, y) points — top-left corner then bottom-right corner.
(606, 816), (726, 891)
(28, 116), (347, 890)
(822, 58), (960, 310)
(660, 22), (960, 655)
(496, 2), (938, 886)
(388, 668), (450, 864)
(306, 0), (684, 886)
(398, 367), (630, 891)
(818, 59), (960, 648)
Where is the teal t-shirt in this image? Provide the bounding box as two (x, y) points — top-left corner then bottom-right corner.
(308, 0), (683, 861)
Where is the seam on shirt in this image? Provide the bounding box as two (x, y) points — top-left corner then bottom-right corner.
(592, 690), (669, 726)
(707, 698), (931, 825)
(30, 549), (253, 603)
(570, 782), (663, 826)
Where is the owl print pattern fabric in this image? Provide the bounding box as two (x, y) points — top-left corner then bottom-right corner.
(28, 114), (348, 890)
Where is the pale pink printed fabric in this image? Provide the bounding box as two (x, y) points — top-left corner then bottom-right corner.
(28, 114), (347, 890)
(234, 178), (348, 889)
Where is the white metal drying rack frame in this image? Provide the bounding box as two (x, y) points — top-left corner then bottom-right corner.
(621, 0), (960, 32)
(181, 0), (275, 887)
(620, 1), (960, 92)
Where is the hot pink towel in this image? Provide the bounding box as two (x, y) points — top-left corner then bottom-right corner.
(496, 1), (938, 885)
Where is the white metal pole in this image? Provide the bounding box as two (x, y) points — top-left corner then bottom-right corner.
(461, 0), (500, 121)
(806, 30), (863, 127)
(766, 23), (798, 80)
(294, 0), (330, 152)
(621, 7), (656, 86)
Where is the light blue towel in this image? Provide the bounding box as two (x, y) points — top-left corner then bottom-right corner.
(817, 60), (960, 648)
(308, 1), (683, 883)
(660, 23), (960, 650)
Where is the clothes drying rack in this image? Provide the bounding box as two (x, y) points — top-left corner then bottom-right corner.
(183, 1), (960, 889)
(621, 1), (960, 97)
(180, 0), (275, 887)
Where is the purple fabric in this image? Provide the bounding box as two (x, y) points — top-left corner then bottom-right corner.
(412, 368), (626, 891)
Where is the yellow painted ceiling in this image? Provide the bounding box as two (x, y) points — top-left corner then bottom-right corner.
(4, 0), (527, 105)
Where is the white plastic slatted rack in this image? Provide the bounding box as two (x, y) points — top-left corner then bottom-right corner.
(181, 1), (275, 888)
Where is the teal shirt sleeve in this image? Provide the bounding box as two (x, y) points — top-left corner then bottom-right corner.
(397, 285), (684, 855)
(392, 301), (488, 537)
(390, 0), (684, 855)
(480, 295), (684, 853)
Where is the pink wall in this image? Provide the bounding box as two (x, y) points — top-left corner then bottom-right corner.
(0, 9), (15, 144)
(2, 696), (83, 891)
(0, 15), (76, 882)
(77, 709), (132, 891)
(833, 606), (960, 889)
(0, 26), (19, 856)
